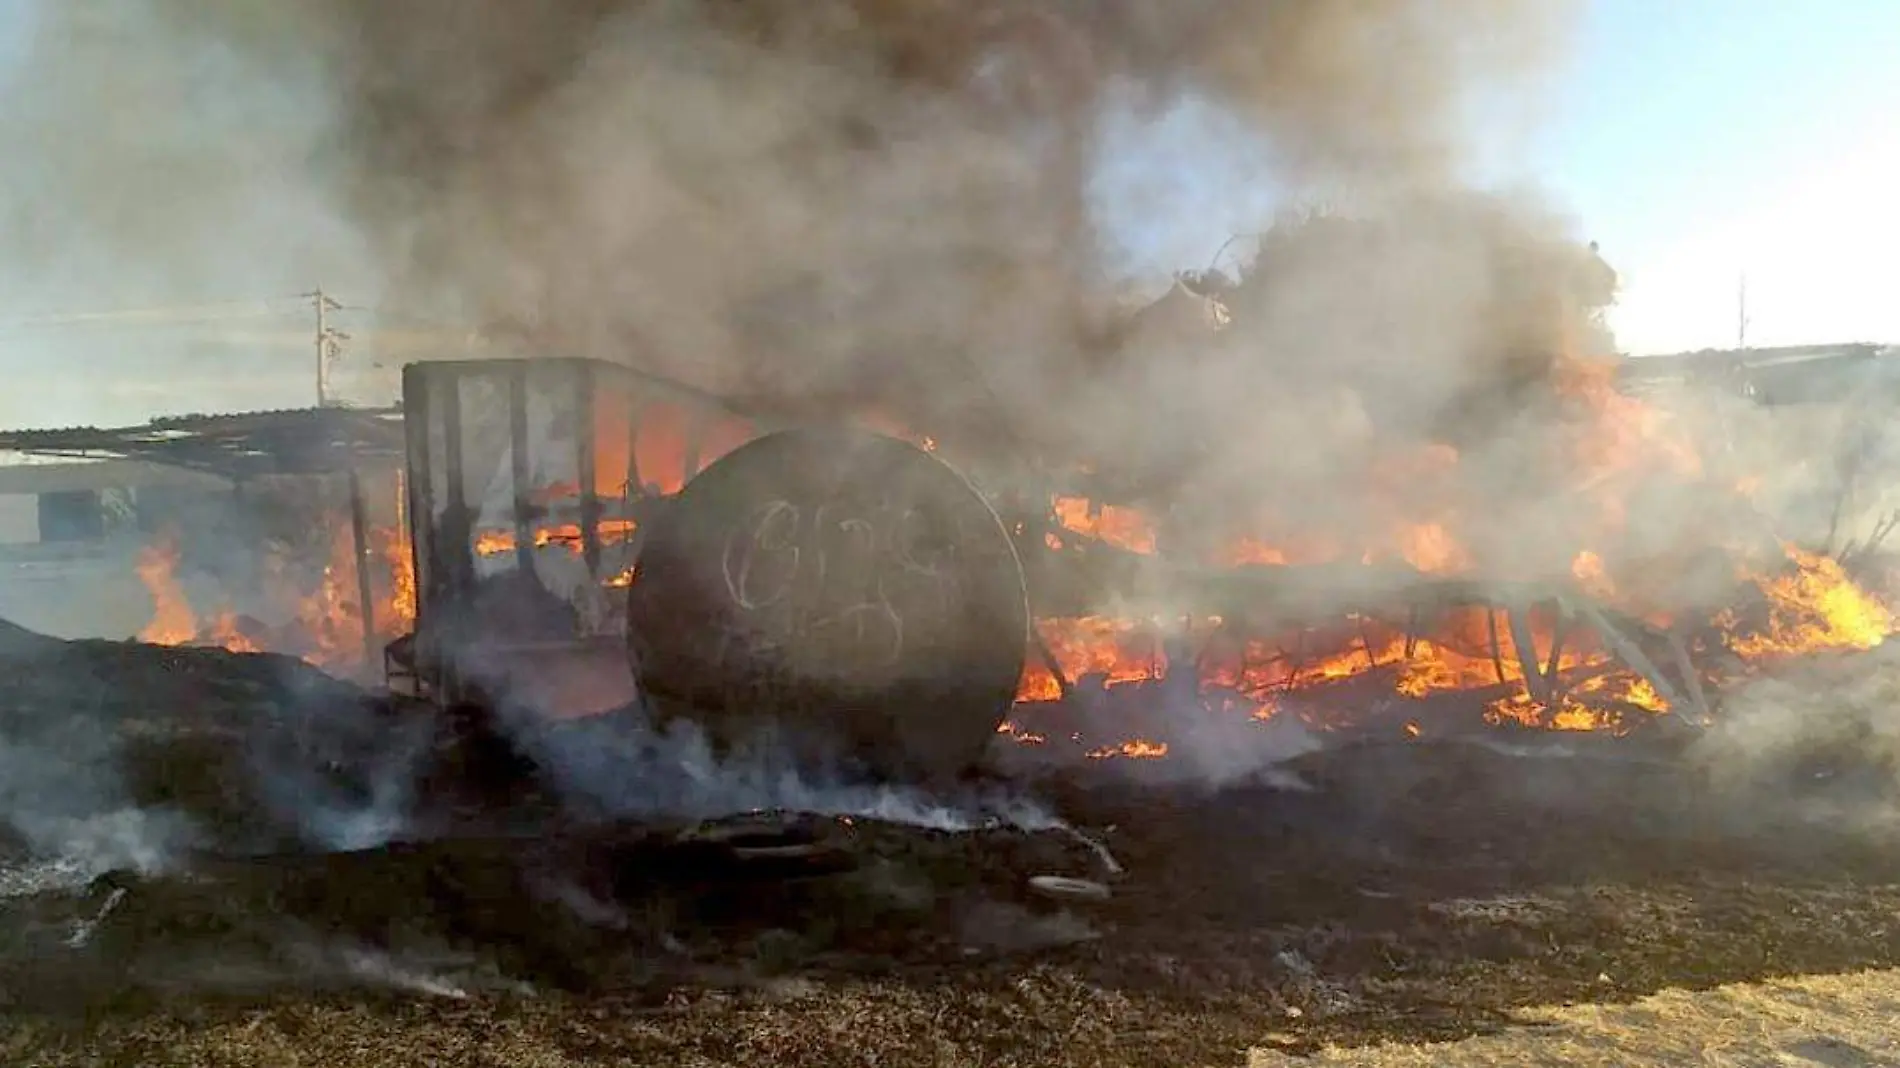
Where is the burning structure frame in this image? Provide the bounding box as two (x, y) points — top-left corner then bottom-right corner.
(393, 354), (1763, 764)
(8, 340), (1895, 767)
(0, 407), (407, 670)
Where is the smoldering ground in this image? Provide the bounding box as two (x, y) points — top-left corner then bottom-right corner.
(1689, 639), (1900, 820)
(0, 631), (1095, 1004)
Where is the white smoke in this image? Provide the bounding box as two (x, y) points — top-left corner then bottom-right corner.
(508, 709), (1062, 832)
(0, 713), (201, 889)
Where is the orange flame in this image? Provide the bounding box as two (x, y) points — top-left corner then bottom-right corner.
(1396, 521), (1471, 574)
(1087, 739), (1169, 759)
(134, 534), (195, 645)
(135, 489), (420, 677)
(1052, 497), (1157, 554)
(1728, 544), (1893, 659)
(473, 519), (639, 558)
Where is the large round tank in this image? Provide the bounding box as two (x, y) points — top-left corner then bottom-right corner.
(625, 427), (1030, 779)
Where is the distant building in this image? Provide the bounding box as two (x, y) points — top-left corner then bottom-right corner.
(0, 406), (403, 642)
(0, 458), (230, 548)
(1617, 343), (1900, 406)
(0, 459), (235, 640)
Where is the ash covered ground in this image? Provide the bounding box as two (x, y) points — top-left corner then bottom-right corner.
(7, 618), (1900, 1066)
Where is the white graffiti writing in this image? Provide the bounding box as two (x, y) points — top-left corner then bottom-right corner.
(713, 496), (961, 677)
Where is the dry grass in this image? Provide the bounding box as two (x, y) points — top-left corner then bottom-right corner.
(1250, 968), (1900, 1066)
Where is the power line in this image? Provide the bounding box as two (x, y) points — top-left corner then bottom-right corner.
(305, 287), (349, 408)
(0, 295), (312, 332)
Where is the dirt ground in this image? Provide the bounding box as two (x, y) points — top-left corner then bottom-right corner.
(10, 743), (1900, 1065)
(10, 636), (1900, 1065)
(1247, 968), (1900, 1066)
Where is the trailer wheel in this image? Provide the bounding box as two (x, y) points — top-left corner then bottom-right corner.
(626, 428), (1029, 781)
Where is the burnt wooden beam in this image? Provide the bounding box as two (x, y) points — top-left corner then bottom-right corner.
(1562, 596), (1698, 727)
(509, 364), (534, 577)
(1505, 601), (1553, 707)
(576, 362), (602, 581)
(347, 467), (377, 673)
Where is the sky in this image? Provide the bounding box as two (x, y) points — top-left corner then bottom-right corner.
(1096, 0), (1900, 357)
(1536, 0), (1900, 355)
(4, 0), (1900, 428)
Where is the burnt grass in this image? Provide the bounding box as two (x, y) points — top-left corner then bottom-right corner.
(9, 637), (1900, 1063)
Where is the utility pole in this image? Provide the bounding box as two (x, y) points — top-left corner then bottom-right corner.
(1737, 274), (1750, 350)
(305, 287), (348, 407)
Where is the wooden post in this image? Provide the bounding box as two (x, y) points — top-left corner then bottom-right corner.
(1505, 601), (1553, 706)
(347, 467), (377, 677)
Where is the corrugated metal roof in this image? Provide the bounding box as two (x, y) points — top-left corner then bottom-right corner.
(0, 405), (406, 480)
(0, 458), (230, 495)
(0, 404), (402, 439)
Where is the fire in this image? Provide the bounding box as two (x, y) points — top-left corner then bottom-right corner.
(383, 524), (417, 629)
(134, 534), (195, 645)
(997, 331), (1900, 761)
(1087, 739), (1168, 759)
(997, 720), (1046, 745)
(282, 514), (418, 673)
(204, 610), (263, 654)
(474, 518), (639, 557)
(1019, 617), (1165, 701)
(1571, 550), (1613, 598)
(1727, 544), (1893, 659)
(1226, 539), (1291, 567)
(134, 484), (420, 679)
(129, 397), (710, 680)
(1558, 356), (1702, 480)
(121, 355), (1900, 763)
(1396, 521), (1471, 575)
(1052, 497), (1157, 554)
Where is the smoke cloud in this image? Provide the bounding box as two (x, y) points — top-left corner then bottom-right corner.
(6, 0), (1584, 444)
(508, 708), (1062, 831)
(1688, 639), (1900, 832)
(139, 0), (1613, 599)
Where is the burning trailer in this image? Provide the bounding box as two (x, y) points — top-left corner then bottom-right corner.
(0, 407), (415, 676)
(393, 357), (1035, 779)
(384, 329), (1900, 784)
(3, 303), (1894, 797)
(2, 216), (1886, 788)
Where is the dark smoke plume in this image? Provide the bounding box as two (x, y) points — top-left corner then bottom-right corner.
(113, 0), (1583, 457)
(1, 1), (1628, 805)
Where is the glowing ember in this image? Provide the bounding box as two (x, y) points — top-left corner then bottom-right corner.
(996, 720), (1046, 745)
(1087, 739), (1168, 760)
(474, 518), (639, 557)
